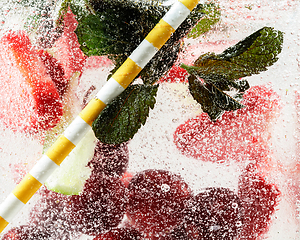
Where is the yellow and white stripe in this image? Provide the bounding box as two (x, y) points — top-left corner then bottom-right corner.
(0, 0), (200, 233)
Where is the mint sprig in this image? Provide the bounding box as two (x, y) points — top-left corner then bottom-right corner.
(182, 27), (283, 121)
(92, 84), (159, 144)
(70, 0), (204, 85)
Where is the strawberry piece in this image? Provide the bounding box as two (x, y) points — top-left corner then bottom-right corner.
(183, 187), (243, 239)
(173, 85), (281, 163)
(37, 50), (68, 98)
(0, 30), (63, 132)
(84, 55), (113, 69)
(93, 228), (142, 240)
(159, 65), (189, 83)
(126, 169), (192, 239)
(52, 8), (86, 81)
(238, 164), (280, 240)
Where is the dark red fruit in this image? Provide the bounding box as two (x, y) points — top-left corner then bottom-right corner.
(174, 85), (281, 163)
(29, 188), (72, 239)
(1, 226), (29, 240)
(1, 225), (51, 240)
(66, 173), (127, 236)
(93, 228), (142, 240)
(88, 140), (129, 178)
(183, 187), (243, 240)
(37, 50), (68, 97)
(126, 169), (192, 239)
(161, 225), (188, 240)
(238, 164), (280, 240)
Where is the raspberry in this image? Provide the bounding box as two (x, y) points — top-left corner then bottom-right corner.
(88, 140), (129, 178)
(238, 164), (280, 239)
(93, 228), (142, 240)
(126, 169), (192, 238)
(66, 173), (127, 236)
(183, 187), (243, 239)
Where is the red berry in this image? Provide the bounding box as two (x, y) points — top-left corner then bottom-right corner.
(238, 164), (280, 240)
(1, 225), (51, 240)
(126, 169), (192, 239)
(0, 30), (63, 132)
(159, 65), (189, 83)
(160, 225), (188, 240)
(29, 189), (72, 239)
(1, 226), (27, 240)
(88, 140), (129, 178)
(37, 50), (68, 98)
(66, 173), (127, 236)
(93, 228), (142, 240)
(173, 85), (280, 163)
(183, 187), (243, 240)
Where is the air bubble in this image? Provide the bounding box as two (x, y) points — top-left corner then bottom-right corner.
(161, 183), (170, 192)
(232, 202), (238, 209)
(236, 221), (243, 227)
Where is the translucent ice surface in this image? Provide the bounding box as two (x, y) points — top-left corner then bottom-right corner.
(0, 0), (300, 239)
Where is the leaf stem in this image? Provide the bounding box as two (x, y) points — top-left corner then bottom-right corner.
(180, 63), (199, 74)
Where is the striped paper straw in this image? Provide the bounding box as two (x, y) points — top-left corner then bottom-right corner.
(0, 0), (200, 233)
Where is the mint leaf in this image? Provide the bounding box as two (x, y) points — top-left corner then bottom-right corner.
(183, 27), (283, 120)
(188, 27), (284, 80)
(92, 84), (159, 144)
(66, 0), (204, 84)
(188, 75), (245, 121)
(74, 0), (165, 57)
(188, 2), (221, 39)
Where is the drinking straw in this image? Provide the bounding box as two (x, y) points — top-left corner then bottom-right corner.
(0, 0), (200, 233)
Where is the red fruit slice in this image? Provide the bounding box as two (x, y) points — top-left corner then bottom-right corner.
(84, 55), (113, 69)
(173, 85), (281, 162)
(52, 8), (86, 81)
(238, 164), (280, 240)
(126, 169), (192, 239)
(37, 50), (68, 98)
(0, 30), (63, 132)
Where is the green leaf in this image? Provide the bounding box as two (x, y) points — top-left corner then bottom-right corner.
(74, 0), (164, 57)
(188, 2), (221, 39)
(92, 84), (159, 144)
(71, 0), (204, 84)
(187, 27), (284, 80)
(182, 26), (283, 120)
(188, 75), (244, 121)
